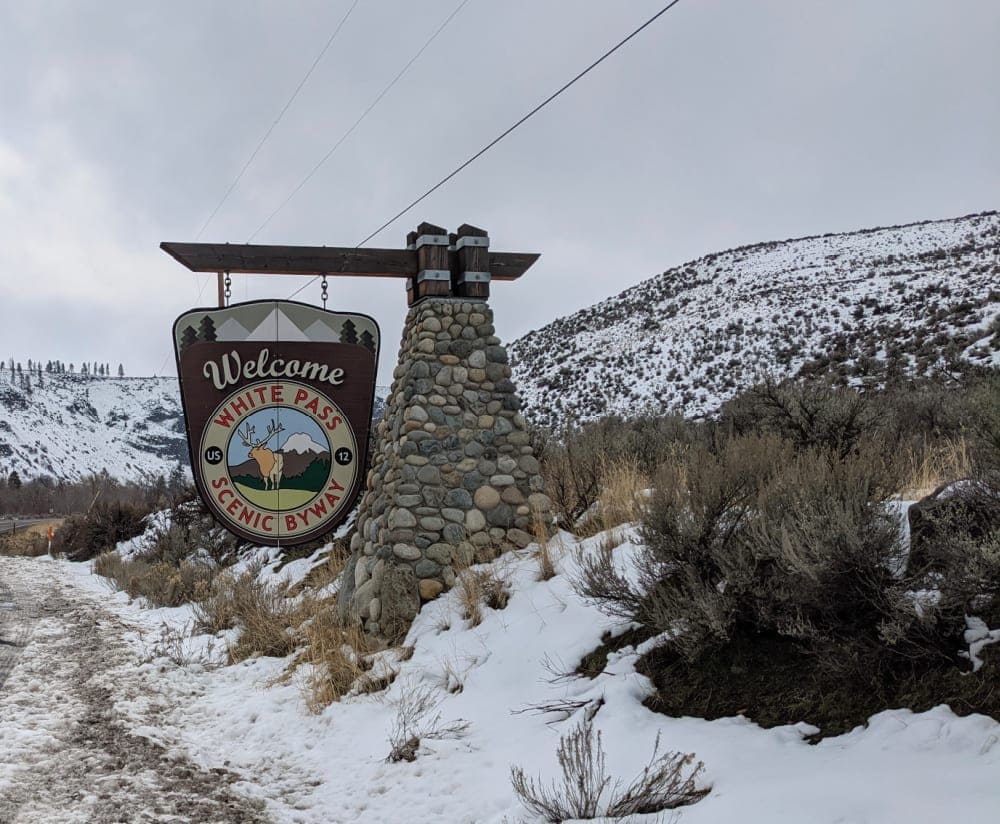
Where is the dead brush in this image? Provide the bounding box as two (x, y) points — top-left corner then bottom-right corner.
(576, 456), (650, 538)
(287, 538), (350, 597)
(456, 562), (512, 627)
(94, 551), (215, 608)
(899, 436), (973, 500)
(510, 718), (709, 821)
(532, 505), (557, 581)
(0, 530), (49, 557)
(207, 566), (314, 663)
(300, 608), (381, 712)
(386, 681), (470, 763)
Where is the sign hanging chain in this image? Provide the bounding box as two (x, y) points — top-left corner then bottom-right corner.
(224, 271), (232, 306)
(320, 274), (328, 309)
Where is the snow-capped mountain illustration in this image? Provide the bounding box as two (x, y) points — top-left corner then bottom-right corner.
(279, 432), (327, 454)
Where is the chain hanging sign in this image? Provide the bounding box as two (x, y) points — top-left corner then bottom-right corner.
(173, 300), (379, 546)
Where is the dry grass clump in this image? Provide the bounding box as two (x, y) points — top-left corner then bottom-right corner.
(532, 505), (557, 581)
(456, 562), (512, 627)
(207, 569), (311, 663)
(94, 551), (215, 608)
(300, 607), (381, 712)
(288, 540), (349, 596)
(510, 718), (708, 821)
(899, 436), (974, 499)
(583, 456), (650, 537)
(0, 530), (50, 557)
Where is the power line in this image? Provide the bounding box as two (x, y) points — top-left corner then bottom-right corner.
(193, 0), (363, 243)
(286, 0), (684, 301)
(248, 0), (473, 244)
(357, 0), (683, 247)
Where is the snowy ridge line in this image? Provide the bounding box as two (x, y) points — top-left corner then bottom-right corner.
(510, 210), (1000, 427)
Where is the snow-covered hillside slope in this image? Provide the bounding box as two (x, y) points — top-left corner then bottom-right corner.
(510, 211), (1000, 428)
(0, 374), (391, 483)
(0, 374), (187, 482)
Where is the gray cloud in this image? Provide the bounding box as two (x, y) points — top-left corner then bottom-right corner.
(0, 0), (996, 382)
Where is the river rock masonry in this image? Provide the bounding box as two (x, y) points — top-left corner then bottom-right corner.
(340, 299), (554, 640)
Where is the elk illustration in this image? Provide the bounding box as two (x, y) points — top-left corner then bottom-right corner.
(237, 419), (285, 491)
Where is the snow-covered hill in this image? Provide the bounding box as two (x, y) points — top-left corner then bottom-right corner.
(0, 374), (187, 483)
(0, 374), (392, 483)
(510, 211), (1000, 428)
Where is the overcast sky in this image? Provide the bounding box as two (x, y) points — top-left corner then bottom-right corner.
(1, 0), (997, 383)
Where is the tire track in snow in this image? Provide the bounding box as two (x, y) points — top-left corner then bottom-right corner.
(0, 557), (272, 824)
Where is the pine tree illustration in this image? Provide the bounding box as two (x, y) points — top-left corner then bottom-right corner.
(359, 329), (375, 352)
(180, 325), (198, 351)
(340, 319), (358, 345)
(198, 315), (217, 342)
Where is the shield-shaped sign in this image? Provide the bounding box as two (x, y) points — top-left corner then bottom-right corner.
(173, 300), (379, 546)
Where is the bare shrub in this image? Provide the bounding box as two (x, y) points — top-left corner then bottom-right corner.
(143, 622), (222, 669)
(386, 681), (469, 763)
(910, 472), (1000, 627)
(54, 502), (149, 561)
(721, 377), (876, 458)
(510, 718), (708, 821)
(145, 499), (242, 567)
(540, 415), (699, 526)
(577, 434), (929, 675)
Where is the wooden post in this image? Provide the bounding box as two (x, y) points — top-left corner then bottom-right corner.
(216, 271), (225, 308)
(454, 224), (491, 301)
(407, 222), (452, 305)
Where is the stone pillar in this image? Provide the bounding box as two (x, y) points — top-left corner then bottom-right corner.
(340, 296), (553, 641)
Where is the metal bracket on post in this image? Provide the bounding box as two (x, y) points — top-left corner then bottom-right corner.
(454, 224), (491, 300)
(407, 223), (453, 305)
(456, 271), (491, 285)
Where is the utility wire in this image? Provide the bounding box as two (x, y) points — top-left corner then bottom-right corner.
(356, 0), (684, 246)
(193, 0), (362, 243)
(286, 0), (684, 301)
(248, 0), (472, 243)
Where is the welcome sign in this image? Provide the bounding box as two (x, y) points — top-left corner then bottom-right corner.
(173, 300), (379, 546)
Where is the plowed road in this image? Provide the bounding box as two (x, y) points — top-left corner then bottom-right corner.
(0, 556), (271, 824)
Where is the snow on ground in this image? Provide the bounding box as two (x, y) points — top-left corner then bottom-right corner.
(9, 527), (987, 824)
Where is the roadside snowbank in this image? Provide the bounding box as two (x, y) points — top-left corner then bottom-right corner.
(59, 530), (1000, 823)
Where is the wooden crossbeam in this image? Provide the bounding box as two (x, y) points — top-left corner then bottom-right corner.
(159, 242), (538, 282)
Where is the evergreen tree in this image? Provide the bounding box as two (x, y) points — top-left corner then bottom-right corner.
(8, 470), (21, 490)
(359, 330), (376, 352)
(340, 319), (358, 345)
(81, 363), (89, 376)
(180, 325), (198, 351)
(198, 315), (217, 342)
(117, 363), (124, 378)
